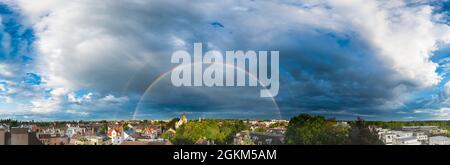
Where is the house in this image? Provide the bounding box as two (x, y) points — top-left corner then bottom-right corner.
(381, 133), (395, 145)
(392, 136), (421, 145)
(142, 126), (161, 139)
(377, 129), (390, 139)
(66, 125), (87, 138)
(234, 131), (254, 145)
(38, 133), (69, 145)
(402, 126), (438, 132)
(429, 136), (450, 145)
(175, 113), (188, 129)
(195, 137), (214, 145)
(395, 131), (413, 138)
(401, 126), (448, 136)
(121, 139), (172, 145)
(267, 127), (287, 135)
(107, 125), (125, 145)
(72, 135), (86, 145)
(430, 129), (448, 135)
(413, 132), (428, 143)
(121, 141), (153, 145)
(11, 128), (29, 145)
(129, 134), (144, 141)
(72, 135), (104, 145)
(250, 132), (284, 145)
(0, 127), (5, 145)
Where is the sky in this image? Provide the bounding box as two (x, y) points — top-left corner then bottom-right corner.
(0, 0), (449, 121)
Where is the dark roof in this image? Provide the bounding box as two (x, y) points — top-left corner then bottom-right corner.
(3, 132), (43, 145)
(28, 132), (43, 145)
(120, 141), (172, 145)
(38, 133), (64, 139)
(121, 141), (151, 145)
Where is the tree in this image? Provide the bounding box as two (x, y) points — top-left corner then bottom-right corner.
(123, 123), (130, 130)
(170, 120), (245, 145)
(165, 118), (179, 130)
(161, 130), (176, 141)
(349, 117), (383, 145)
(285, 114), (350, 145)
(255, 127), (266, 133)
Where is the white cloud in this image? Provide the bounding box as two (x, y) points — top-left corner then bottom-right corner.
(0, 16), (12, 56)
(49, 87), (67, 97)
(99, 94), (128, 104)
(437, 81), (450, 105)
(403, 116), (416, 119)
(0, 63), (14, 77)
(2, 0), (449, 117)
(0, 95), (13, 103)
(0, 83), (6, 92)
(323, 0), (448, 88)
(413, 107), (450, 120)
(67, 92), (93, 104)
(433, 107), (450, 119)
(66, 109), (89, 116)
(413, 109), (429, 113)
(444, 81), (450, 96)
(28, 88), (68, 114)
(30, 98), (59, 113)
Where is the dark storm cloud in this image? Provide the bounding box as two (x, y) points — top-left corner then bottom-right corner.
(1, 0), (449, 120)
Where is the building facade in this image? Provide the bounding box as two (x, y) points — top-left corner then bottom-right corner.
(0, 127), (5, 145)
(10, 128), (29, 145)
(429, 136), (450, 145)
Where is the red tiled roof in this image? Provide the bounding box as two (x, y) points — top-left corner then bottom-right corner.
(107, 126), (124, 137)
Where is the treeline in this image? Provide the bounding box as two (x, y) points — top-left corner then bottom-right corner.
(0, 119), (95, 126)
(285, 114), (383, 145)
(164, 114), (386, 145)
(163, 119), (247, 145)
(365, 121), (450, 129)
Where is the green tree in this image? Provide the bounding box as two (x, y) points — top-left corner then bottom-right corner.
(255, 127), (266, 133)
(170, 120), (245, 145)
(165, 118), (179, 130)
(349, 117), (383, 145)
(285, 114), (350, 145)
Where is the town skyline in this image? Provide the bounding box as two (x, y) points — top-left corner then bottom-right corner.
(1, 113), (450, 145)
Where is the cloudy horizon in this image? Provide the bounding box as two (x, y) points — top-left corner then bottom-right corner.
(0, 0), (449, 121)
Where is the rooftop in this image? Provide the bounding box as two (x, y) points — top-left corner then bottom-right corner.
(11, 128), (28, 134)
(396, 136), (417, 142)
(430, 136), (450, 141)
